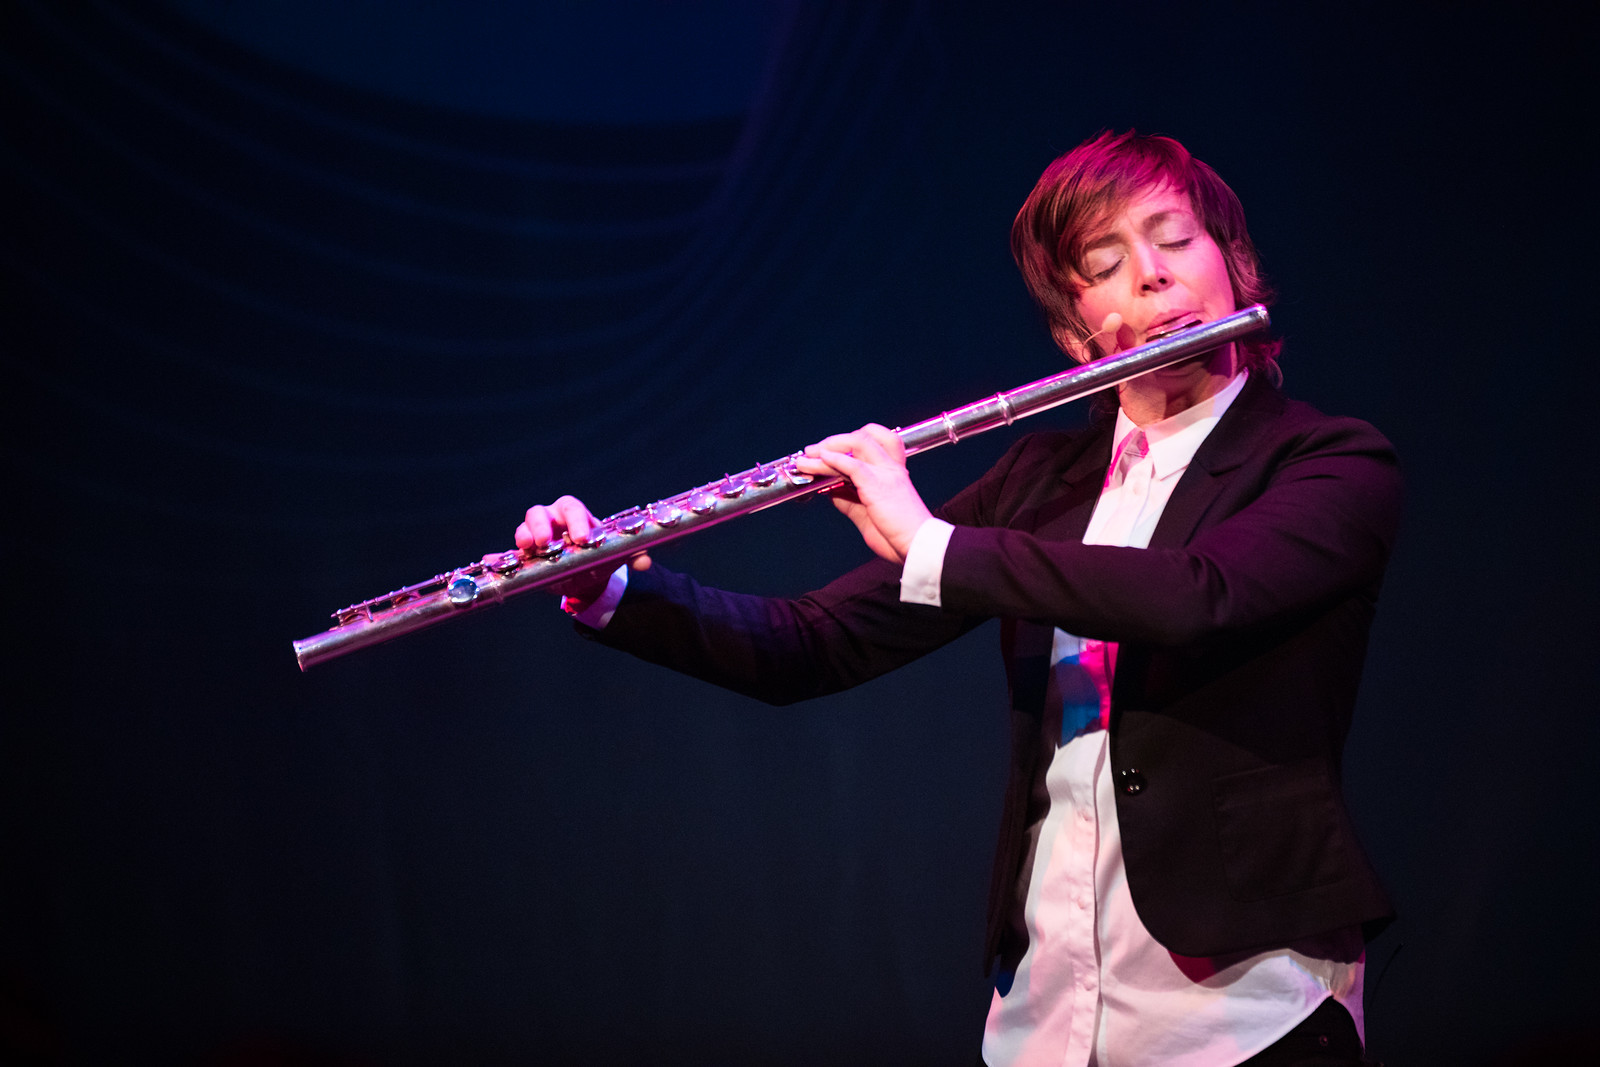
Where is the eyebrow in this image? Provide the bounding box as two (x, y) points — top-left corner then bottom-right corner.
(1082, 209), (1194, 251)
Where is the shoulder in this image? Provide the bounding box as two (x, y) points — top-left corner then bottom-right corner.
(937, 420), (1111, 525)
(1280, 398), (1399, 475)
(1000, 424), (1104, 477)
(1216, 376), (1398, 468)
(1209, 383), (1404, 542)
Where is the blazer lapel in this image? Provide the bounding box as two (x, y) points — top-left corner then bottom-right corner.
(1005, 420), (1115, 714)
(1022, 421), (1114, 543)
(1149, 374), (1284, 549)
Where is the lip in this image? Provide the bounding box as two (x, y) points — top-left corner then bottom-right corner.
(1145, 313), (1203, 341)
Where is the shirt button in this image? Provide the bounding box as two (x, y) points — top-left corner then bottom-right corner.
(1117, 768), (1147, 795)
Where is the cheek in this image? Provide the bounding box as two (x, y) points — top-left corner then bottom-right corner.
(1074, 290), (1120, 330)
(1198, 247), (1235, 305)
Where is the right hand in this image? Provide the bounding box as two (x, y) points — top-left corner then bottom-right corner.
(511, 495), (651, 608)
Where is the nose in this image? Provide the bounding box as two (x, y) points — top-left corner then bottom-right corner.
(1133, 242), (1172, 292)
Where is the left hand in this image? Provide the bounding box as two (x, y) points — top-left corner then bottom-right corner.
(795, 423), (932, 564)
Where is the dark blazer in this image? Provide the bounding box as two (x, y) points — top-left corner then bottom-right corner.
(587, 373), (1401, 965)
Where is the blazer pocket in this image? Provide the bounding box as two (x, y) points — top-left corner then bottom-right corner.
(1211, 759), (1348, 902)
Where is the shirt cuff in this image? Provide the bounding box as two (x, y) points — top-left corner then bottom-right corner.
(899, 518), (954, 607)
(562, 564), (629, 629)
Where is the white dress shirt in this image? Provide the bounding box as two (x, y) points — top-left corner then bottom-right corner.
(901, 372), (1364, 1067)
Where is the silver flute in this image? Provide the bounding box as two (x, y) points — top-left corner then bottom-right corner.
(292, 305), (1269, 670)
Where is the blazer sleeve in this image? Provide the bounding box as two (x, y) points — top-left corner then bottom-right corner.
(940, 414), (1403, 646)
(580, 436), (1042, 705)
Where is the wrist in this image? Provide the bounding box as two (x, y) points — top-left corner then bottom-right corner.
(893, 506), (935, 560)
(561, 565), (630, 629)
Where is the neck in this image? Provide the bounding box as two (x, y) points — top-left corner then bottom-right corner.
(1117, 344), (1237, 427)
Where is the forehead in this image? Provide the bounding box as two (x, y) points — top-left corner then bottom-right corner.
(1092, 182), (1196, 234)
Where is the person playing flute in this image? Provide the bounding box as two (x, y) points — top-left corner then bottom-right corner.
(518, 130), (1400, 1067)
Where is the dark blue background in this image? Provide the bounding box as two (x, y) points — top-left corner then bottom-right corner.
(3, 2), (1593, 1063)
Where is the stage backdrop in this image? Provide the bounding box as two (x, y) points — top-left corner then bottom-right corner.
(3, 2), (1594, 1064)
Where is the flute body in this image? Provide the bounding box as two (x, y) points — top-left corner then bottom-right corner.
(292, 305), (1269, 670)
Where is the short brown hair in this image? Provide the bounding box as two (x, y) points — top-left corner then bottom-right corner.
(1010, 130), (1281, 379)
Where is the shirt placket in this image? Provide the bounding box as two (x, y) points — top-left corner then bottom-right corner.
(1034, 731), (1104, 1066)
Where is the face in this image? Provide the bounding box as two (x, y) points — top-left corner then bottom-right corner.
(1072, 184), (1238, 373)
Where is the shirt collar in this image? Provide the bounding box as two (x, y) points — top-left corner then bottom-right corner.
(1111, 370), (1249, 481)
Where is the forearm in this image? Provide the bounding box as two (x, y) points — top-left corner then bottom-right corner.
(581, 560), (980, 705)
(940, 421), (1402, 645)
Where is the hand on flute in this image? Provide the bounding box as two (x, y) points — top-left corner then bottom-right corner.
(512, 495), (652, 608)
(796, 423), (933, 565)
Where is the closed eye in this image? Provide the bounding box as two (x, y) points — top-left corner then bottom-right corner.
(1088, 257), (1123, 282)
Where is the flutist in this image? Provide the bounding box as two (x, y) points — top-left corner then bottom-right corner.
(517, 131), (1400, 1066)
